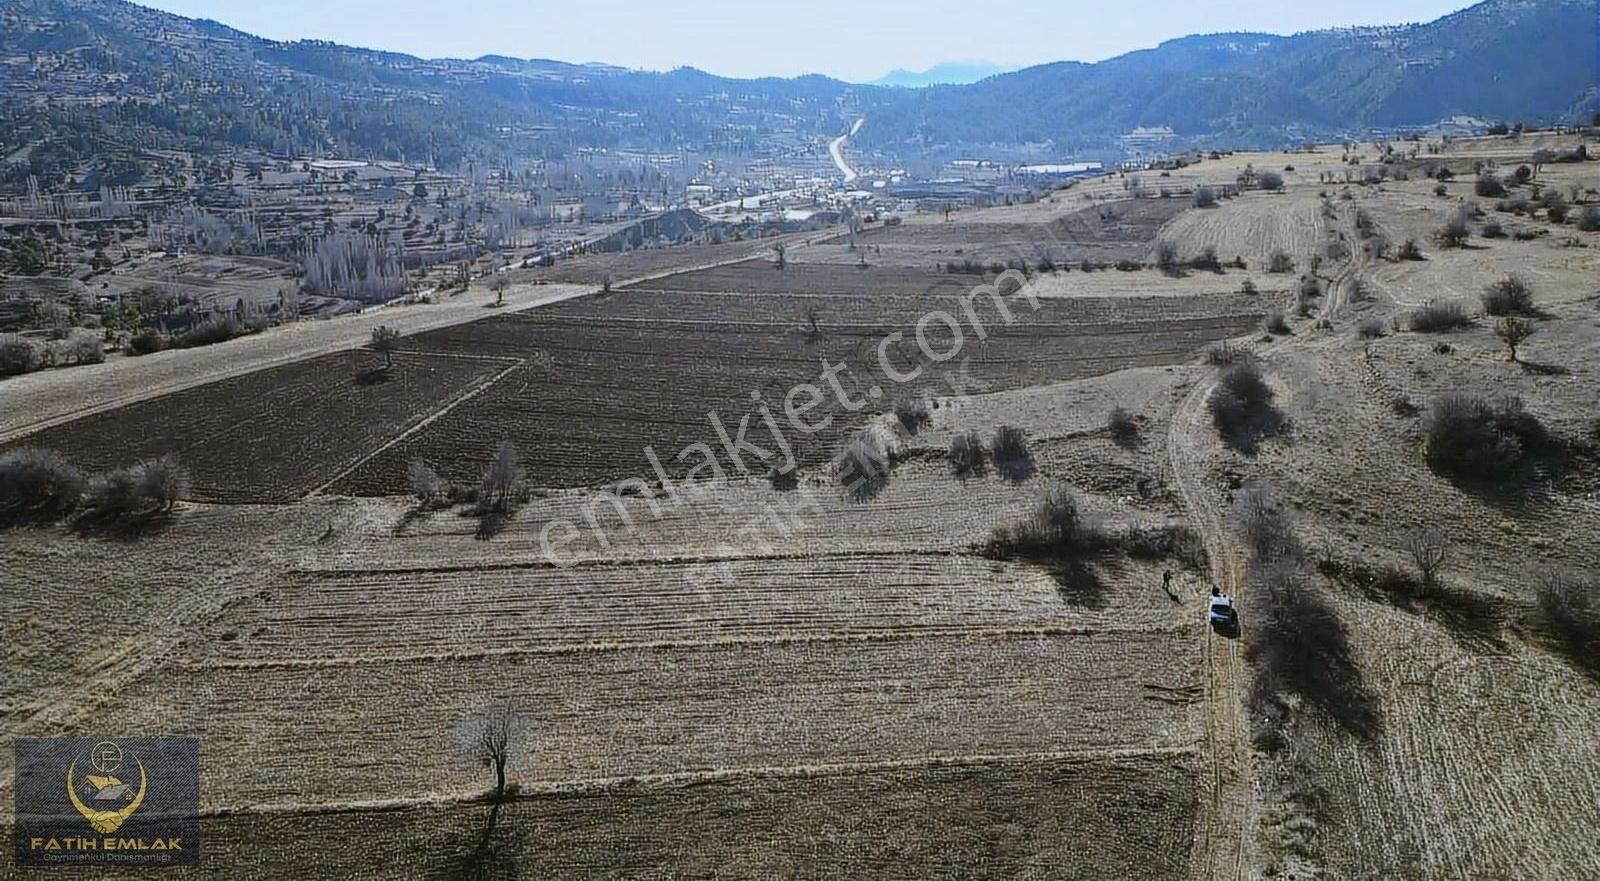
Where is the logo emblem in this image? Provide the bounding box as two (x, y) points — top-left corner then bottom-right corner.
(66, 741), (148, 834)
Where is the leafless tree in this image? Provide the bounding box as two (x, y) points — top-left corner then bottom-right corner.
(488, 275), (508, 306)
(1495, 317), (1536, 363)
(480, 441), (523, 513)
(465, 703), (522, 804)
(1407, 528), (1447, 590)
(370, 326), (401, 370)
(773, 242), (787, 270)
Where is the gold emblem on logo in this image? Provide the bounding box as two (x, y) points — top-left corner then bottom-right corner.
(66, 741), (147, 834)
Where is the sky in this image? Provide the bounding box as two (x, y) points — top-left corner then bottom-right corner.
(139, 0), (1477, 82)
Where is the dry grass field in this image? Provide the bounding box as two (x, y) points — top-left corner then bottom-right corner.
(6, 132), (1600, 880)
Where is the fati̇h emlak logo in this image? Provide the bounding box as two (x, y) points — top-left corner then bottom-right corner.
(14, 737), (200, 867)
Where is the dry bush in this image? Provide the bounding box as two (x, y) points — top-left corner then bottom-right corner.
(175, 317), (243, 349)
(0, 448), (86, 524)
(407, 458), (450, 508)
(1408, 300), (1471, 332)
(989, 484), (1104, 558)
(1423, 391), (1547, 481)
(895, 400), (931, 435)
(1481, 221), (1506, 239)
(1397, 238), (1424, 261)
(947, 429), (987, 479)
(1357, 317), (1386, 339)
(1108, 407), (1139, 448)
(1154, 240), (1183, 276)
(1264, 310), (1291, 335)
(1579, 207), (1600, 232)
(1406, 528), (1447, 589)
(478, 441), (526, 513)
(1257, 171), (1285, 191)
(1267, 251), (1295, 274)
(990, 425), (1033, 481)
(1434, 210), (1472, 248)
(128, 330), (166, 356)
(1193, 187), (1218, 208)
(1209, 359), (1280, 449)
(0, 334), (44, 376)
(1536, 572), (1599, 671)
(85, 456), (190, 518)
(1495, 316), (1537, 362)
(839, 430), (891, 499)
(1206, 341), (1247, 366)
(1475, 173), (1507, 197)
(1482, 275), (1534, 316)
(1190, 246), (1222, 273)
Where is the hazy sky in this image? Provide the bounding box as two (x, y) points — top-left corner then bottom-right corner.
(140, 0), (1475, 81)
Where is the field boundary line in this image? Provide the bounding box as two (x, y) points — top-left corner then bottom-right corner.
(199, 744), (1202, 818)
(303, 360), (525, 498)
(295, 547), (987, 577)
(190, 621), (1196, 670)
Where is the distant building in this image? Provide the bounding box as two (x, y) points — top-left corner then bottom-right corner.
(1120, 126), (1177, 154)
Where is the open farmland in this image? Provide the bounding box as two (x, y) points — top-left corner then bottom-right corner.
(856, 198), (1190, 266)
(9, 131), (1600, 881)
(6, 350), (513, 503)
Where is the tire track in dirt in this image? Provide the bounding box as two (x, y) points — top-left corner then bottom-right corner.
(303, 359), (526, 498)
(1168, 375), (1255, 881)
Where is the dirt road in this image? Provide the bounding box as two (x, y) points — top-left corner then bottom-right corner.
(1169, 375), (1257, 881)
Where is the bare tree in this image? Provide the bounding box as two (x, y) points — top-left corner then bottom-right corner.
(480, 441), (523, 512)
(1495, 316), (1536, 362)
(488, 275), (508, 307)
(773, 242), (787, 270)
(465, 704), (521, 804)
(1407, 528), (1447, 590)
(370, 326), (401, 370)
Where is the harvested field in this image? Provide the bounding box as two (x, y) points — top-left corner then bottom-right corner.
(99, 629), (1201, 806)
(329, 288), (1263, 493)
(857, 198), (1189, 265)
(105, 754), (1198, 881)
(1152, 192), (1327, 266)
(5, 350), (509, 503)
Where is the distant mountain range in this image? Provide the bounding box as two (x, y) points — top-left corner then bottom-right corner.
(871, 63), (1012, 88)
(0, 0), (1595, 183)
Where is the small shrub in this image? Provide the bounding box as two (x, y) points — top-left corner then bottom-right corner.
(1206, 342), (1247, 366)
(175, 317), (242, 349)
(87, 456), (190, 518)
(1536, 572), (1599, 670)
(0, 448), (86, 523)
(1108, 407), (1139, 447)
(1481, 221), (1505, 239)
(839, 431), (890, 498)
(128, 330), (166, 356)
(1257, 171), (1285, 192)
(894, 400), (931, 435)
(1357, 317), (1386, 339)
(1190, 246), (1222, 273)
(1264, 310), (1291, 335)
(990, 484), (1104, 559)
(1397, 239), (1424, 261)
(1408, 300), (1471, 332)
(1577, 207), (1600, 233)
(1475, 173), (1506, 197)
(0, 334), (43, 376)
(407, 458), (450, 508)
(1434, 183), (1449, 197)
(1209, 359), (1279, 448)
(1482, 276), (1534, 316)
(1193, 187), (1218, 208)
(1435, 210), (1472, 248)
(1155, 240), (1182, 276)
(1423, 391), (1547, 480)
(991, 425), (1033, 482)
(1267, 251), (1295, 274)
(948, 429), (987, 478)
